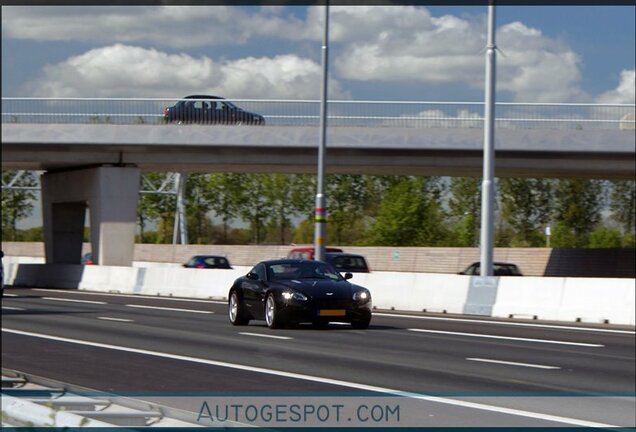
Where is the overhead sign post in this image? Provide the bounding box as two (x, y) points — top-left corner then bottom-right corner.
(314, 3), (330, 263)
(479, 3), (497, 276)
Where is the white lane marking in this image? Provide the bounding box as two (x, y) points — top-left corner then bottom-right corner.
(1, 328), (616, 428)
(97, 317), (134, 323)
(467, 358), (561, 370)
(31, 289), (227, 304)
(3, 293), (18, 297)
(239, 332), (292, 340)
(2, 306), (25, 311)
(407, 328), (604, 347)
(42, 297), (107, 305)
(125, 304), (214, 314)
(375, 312), (635, 335)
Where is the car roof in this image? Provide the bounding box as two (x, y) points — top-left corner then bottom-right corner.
(325, 252), (365, 258)
(289, 247), (344, 252)
(258, 259), (326, 266)
(192, 255), (226, 258)
(469, 261), (518, 266)
(183, 95), (224, 100)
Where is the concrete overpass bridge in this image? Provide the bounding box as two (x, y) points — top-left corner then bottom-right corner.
(2, 98), (634, 267)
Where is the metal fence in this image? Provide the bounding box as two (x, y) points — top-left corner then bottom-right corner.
(2, 97), (634, 130)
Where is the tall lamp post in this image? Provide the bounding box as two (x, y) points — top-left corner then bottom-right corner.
(314, 3), (330, 262)
(479, 3), (496, 276)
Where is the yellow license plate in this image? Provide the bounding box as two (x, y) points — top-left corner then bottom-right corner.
(319, 309), (346, 317)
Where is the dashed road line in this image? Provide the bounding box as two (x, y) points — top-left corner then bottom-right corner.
(376, 313), (635, 335)
(239, 332), (293, 340)
(42, 297), (107, 305)
(466, 358), (561, 370)
(97, 317), (134, 323)
(407, 328), (604, 347)
(125, 304), (214, 314)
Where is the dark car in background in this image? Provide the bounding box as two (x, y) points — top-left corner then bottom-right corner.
(325, 252), (370, 273)
(163, 95), (265, 125)
(287, 247), (370, 273)
(228, 259), (372, 329)
(287, 247), (344, 260)
(459, 261), (523, 276)
(183, 255), (232, 269)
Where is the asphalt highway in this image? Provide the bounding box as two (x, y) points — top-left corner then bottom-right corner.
(2, 287), (635, 428)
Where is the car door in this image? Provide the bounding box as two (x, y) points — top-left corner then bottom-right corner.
(242, 263), (268, 318)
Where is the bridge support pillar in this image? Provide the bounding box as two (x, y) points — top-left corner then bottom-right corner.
(41, 166), (140, 266)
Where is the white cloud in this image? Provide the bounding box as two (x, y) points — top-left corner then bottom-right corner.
(1, 6), (308, 48)
(21, 44), (350, 99)
(3, 6), (626, 103)
(596, 69), (636, 104)
(332, 10), (586, 102)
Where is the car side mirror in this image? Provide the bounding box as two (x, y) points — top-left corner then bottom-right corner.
(246, 272), (259, 280)
(344, 272), (353, 280)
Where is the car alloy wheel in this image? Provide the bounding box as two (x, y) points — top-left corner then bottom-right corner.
(229, 291), (248, 326)
(265, 294), (281, 329)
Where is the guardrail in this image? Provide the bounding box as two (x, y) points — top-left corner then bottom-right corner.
(1, 370), (209, 427)
(2, 97), (634, 130)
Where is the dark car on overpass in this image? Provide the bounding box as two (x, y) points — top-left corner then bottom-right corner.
(163, 95), (265, 125)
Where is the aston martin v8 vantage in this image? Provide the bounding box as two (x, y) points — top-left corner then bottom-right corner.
(228, 259), (372, 329)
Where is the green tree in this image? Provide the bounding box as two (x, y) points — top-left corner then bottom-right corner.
(325, 175), (371, 245)
(553, 179), (604, 247)
(609, 180), (635, 235)
(236, 174), (272, 244)
(138, 173), (176, 243)
(365, 177), (447, 246)
(447, 177), (481, 246)
(588, 226), (623, 248)
(207, 173), (243, 243)
(262, 174), (311, 245)
(550, 221), (577, 248)
(499, 178), (553, 246)
(185, 174), (214, 244)
(1, 171), (38, 241)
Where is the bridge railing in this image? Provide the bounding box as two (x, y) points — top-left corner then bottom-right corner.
(2, 97), (634, 130)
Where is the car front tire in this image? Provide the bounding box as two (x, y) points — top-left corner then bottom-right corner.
(265, 293), (283, 329)
(229, 291), (249, 326)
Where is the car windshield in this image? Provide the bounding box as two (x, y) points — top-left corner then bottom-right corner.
(267, 262), (343, 282)
(219, 100), (238, 110)
(494, 264), (522, 276)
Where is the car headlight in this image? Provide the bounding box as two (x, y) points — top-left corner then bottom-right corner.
(353, 290), (371, 304)
(282, 290), (308, 302)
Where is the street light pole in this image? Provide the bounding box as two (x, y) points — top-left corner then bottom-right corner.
(314, 3), (329, 262)
(479, 3), (496, 276)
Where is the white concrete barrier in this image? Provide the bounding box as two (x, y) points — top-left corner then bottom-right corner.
(4, 258), (634, 326)
(558, 278), (635, 325)
(492, 277), (567, 321)
(353, 272), (470, 314)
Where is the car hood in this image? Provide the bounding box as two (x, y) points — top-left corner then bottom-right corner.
(274, 279), (353, 300)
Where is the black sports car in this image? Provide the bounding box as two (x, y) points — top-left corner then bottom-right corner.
(163, 95), (265, 125)
(228, 259), (372, 329)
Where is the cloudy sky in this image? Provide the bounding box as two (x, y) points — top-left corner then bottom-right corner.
(2, 5), (635, 104)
